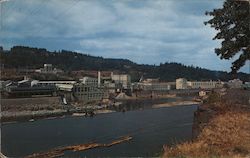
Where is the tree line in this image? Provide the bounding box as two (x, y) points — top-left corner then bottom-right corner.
(0, 46), (249, 82)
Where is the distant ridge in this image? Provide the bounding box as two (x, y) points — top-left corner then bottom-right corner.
(0, 46), (249, 82)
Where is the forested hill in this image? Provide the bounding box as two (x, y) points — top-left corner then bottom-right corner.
(0, 46), (249, 82)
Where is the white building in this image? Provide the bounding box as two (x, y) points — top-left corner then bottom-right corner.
(243, 82), (250, 89)
(35, 64), (63, 74)
(176, 78), (222, 89)
(187, 81), (220, 89)
(141, 82), (171, 91)
(111, 72), (131, 89)
(43, 64), (53, 73)
(199, 90), (208, 97)
(80, 77), (98, 87)
(103, 81), (122, 93)
(137, 78), (173, 91)
(35, 81), (76, 87)
(227, 79), (243, 89)
(176, 78), (188, 89)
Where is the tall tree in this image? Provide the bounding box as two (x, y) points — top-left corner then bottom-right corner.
(205, 0), (250, 73)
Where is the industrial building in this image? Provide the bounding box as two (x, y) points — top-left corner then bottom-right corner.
(176, 78), (222, 89)
(73, 76), (108, 103)
(176, 78), (188, 89)
(3, 79), (57, 98)
(136, 78), (174, 91)
(35, 64), (63, 74)
(187, 81), (221, 89)
(73, 84), (105, 103)
(35, 80), (76, 87)
(80, 76), (100, 87)
(111, 72), (131, 89)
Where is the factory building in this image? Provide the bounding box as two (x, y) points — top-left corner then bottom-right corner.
(111, 72), (131, 89)
(3, 79), (57, 98)
(187, 81), (221, 89)
(35, 64), (63, 74)
(136, 78), (174, 91)
(80, 77), (99, 87)
(176, 78), (188, 89)
(176, 78), (222, 89)
(35, 81), (76, 87)
(73, 85), (107, 103)
(73, 76), (108, 103)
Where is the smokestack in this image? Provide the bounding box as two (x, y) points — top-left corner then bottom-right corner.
(98, 71), (101, 87)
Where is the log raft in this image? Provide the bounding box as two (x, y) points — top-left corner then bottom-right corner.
(25, 136), (132, 158)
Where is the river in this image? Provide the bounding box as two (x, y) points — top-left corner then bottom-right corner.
(1, 104), (198, 157)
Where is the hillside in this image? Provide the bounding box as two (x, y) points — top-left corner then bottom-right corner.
(0, 46), (249, 82)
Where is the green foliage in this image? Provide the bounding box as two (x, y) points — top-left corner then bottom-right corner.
(205, 0), (250, 73)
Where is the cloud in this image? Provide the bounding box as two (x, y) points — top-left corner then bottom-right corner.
(1, 0), (248, 73)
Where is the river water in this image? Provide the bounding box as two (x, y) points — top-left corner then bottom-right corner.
(1, 104), (197, 157)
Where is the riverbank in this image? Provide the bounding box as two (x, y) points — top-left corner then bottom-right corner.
(1, 108), (116, 123)
(163, 89), (250, 158)
(1, 96), (196, 123)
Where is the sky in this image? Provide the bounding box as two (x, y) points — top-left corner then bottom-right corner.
(0, 0), (249, 73)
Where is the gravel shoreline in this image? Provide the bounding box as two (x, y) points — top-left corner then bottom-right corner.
(1, 98), (198, 123)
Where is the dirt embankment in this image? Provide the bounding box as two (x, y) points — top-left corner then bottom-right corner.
(1, 97), (66, 122)
(1, 97), (62, 111)
(163, 89), (250, 158)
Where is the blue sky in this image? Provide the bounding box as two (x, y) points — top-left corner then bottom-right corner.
(0, 0), (249, 73)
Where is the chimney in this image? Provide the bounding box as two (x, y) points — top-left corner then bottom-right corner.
(98, 71), (101, 87)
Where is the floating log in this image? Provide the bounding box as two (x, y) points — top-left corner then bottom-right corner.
(71, 143), (100, 152)
(25, 136), (132, 158)
(105, 136), (132, 147)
